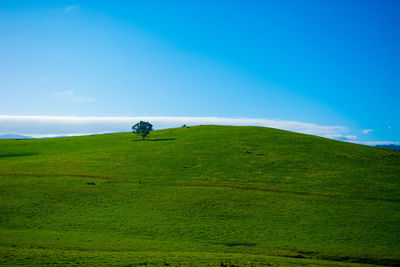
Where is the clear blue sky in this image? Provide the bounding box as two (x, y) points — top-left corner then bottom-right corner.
(0, 0), (399, 143)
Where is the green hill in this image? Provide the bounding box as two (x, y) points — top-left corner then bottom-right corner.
(1, 125), (399, 266)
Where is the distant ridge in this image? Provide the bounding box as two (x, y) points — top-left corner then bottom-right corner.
(0, 134), (33, 139)
(376, 144), (400, 151)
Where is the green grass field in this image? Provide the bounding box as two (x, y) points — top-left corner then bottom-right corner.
(1, 125), (399, 266)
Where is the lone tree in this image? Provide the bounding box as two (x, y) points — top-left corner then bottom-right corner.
(132, 121), (153, 140)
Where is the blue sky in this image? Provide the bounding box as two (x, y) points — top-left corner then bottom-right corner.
(0, 0), (399, 144)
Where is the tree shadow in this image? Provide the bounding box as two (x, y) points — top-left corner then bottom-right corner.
(0, 152), (38, 158)
(132, 138), (176, 142)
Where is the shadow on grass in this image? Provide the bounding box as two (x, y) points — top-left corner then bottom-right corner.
(226, 243), (255, 247)
(132, 138), (176, 142)
(0, 152), (38, 158)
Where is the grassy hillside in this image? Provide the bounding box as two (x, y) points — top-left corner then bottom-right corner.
(1, 125), (399, 266)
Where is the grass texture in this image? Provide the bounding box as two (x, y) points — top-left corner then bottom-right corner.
(1, 125), (399, 266)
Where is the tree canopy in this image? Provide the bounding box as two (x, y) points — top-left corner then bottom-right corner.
(132, 121), (153, 140)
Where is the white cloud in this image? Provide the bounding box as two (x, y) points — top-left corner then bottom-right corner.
(64, 4), (79, 13)
(362, 129), (373, 134)
(74, 96), (96, 103)
(54, 90), (96, 103)
(54, 90), (74, 96)
(0, 115), (349, 139)
(324, 134), (358, 141)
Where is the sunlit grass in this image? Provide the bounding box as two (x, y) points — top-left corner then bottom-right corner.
(1, 126), (399, 265)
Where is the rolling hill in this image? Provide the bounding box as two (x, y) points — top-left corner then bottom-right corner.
(0, 125), (399, 266)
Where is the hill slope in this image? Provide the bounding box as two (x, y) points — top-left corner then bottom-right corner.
(1, 125), (399, 266)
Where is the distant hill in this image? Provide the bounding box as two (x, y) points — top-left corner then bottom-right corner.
(376, 144), (400, 151)
(0, 125), (399, 266)
(0, 134), (33, 139)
